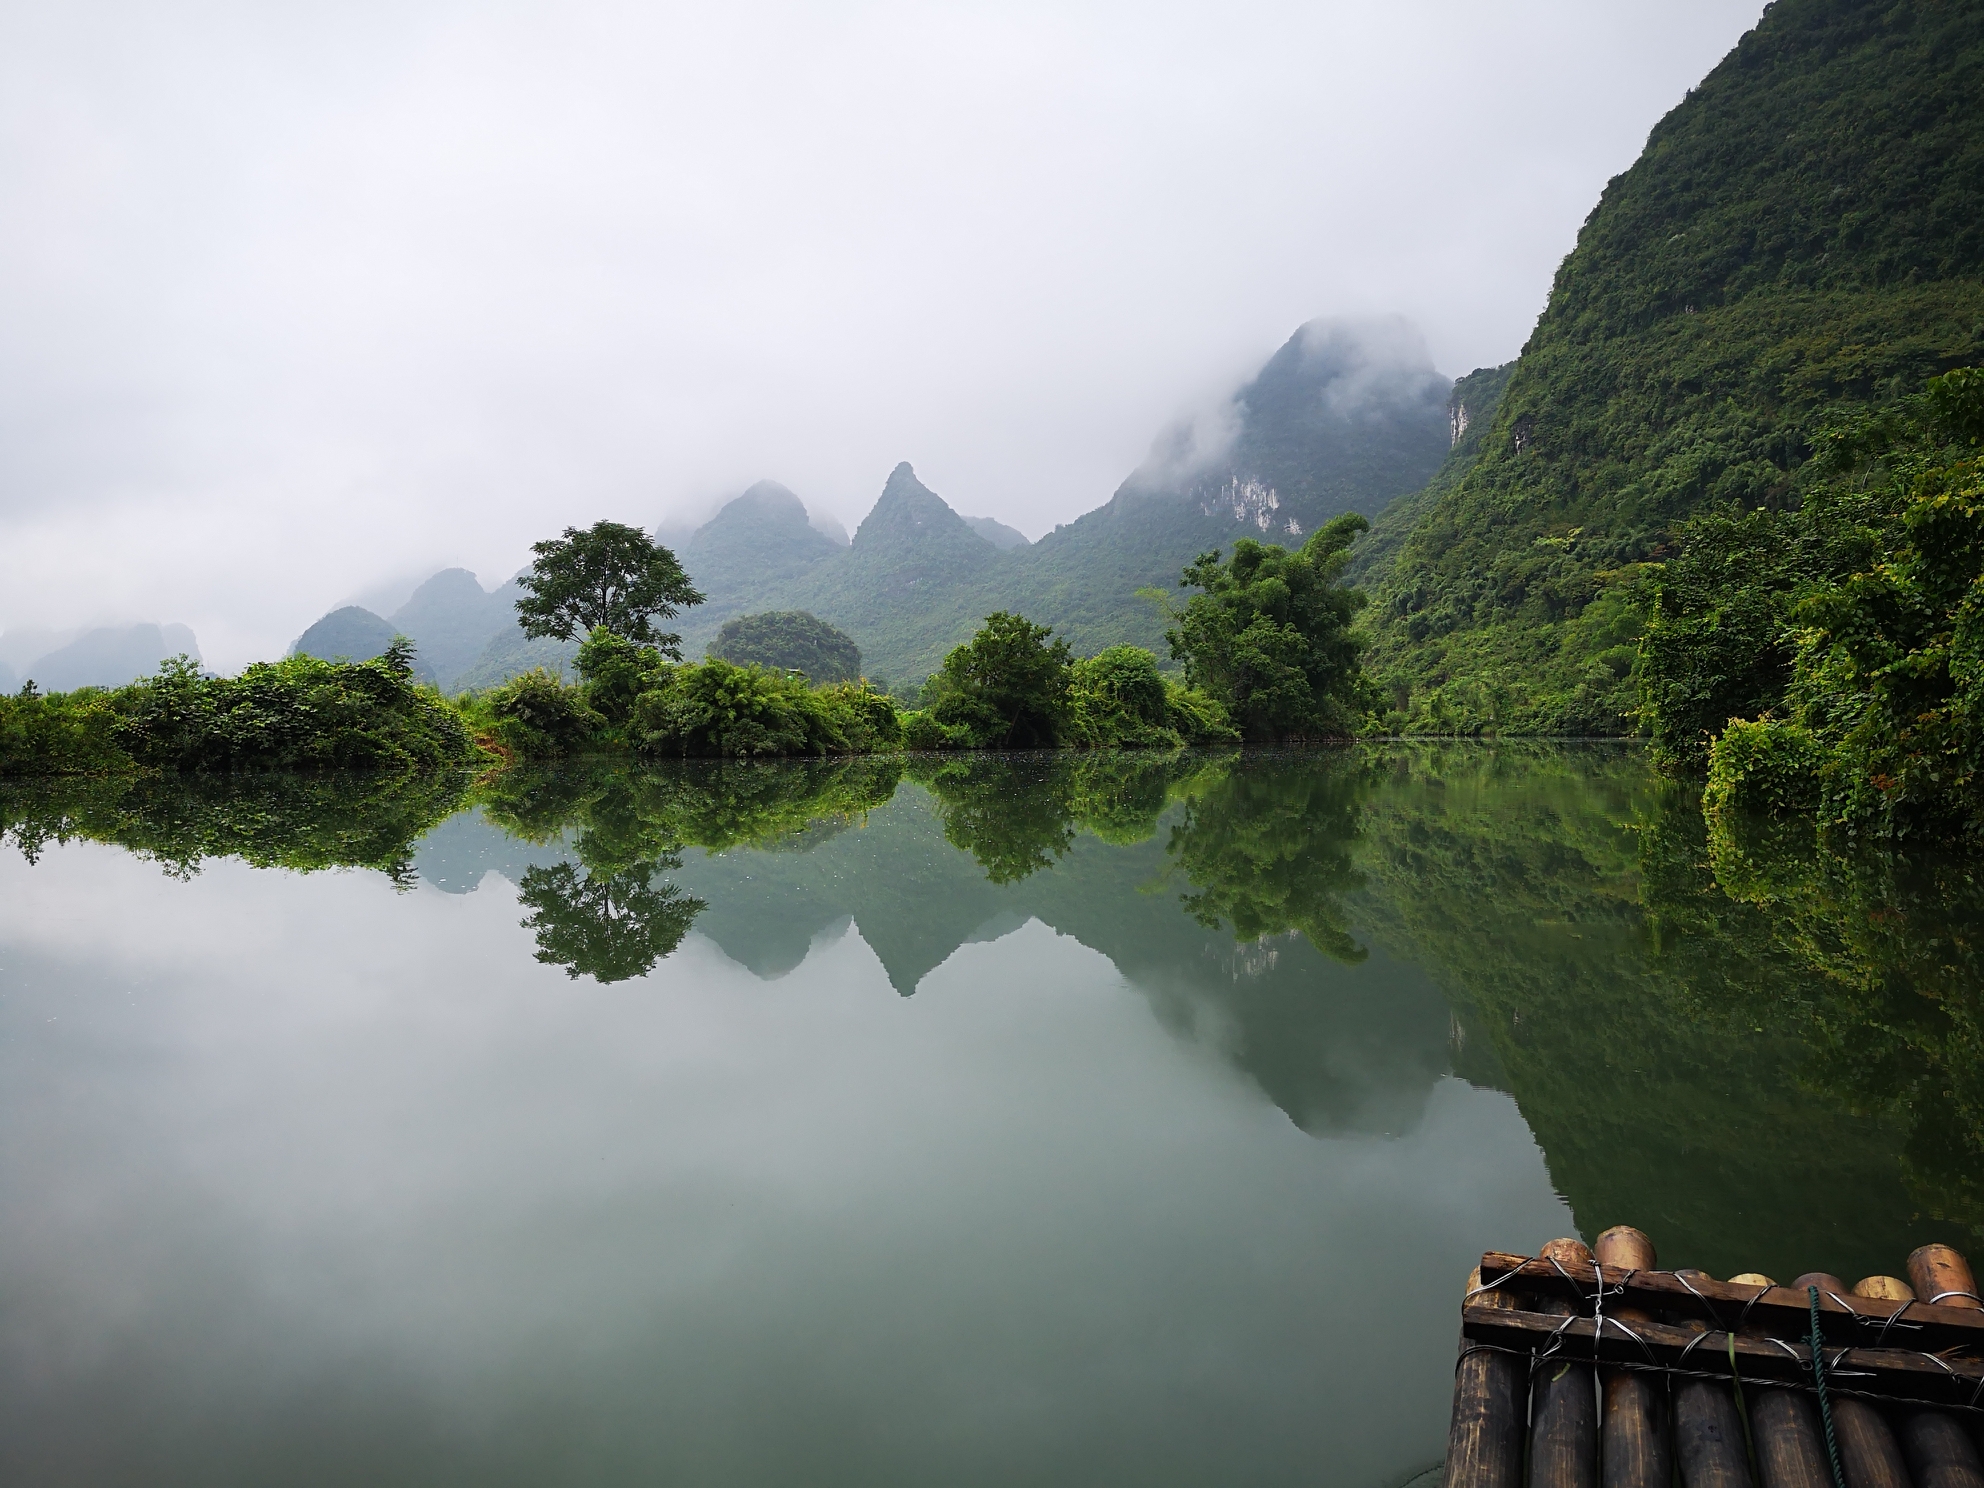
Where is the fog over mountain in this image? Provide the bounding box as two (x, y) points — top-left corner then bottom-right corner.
(0, 0), (1765, 671)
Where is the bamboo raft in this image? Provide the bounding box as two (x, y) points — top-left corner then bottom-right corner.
(1443, 1230), (1984, 1488)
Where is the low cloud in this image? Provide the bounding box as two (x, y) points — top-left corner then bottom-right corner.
(0, 0), (1767, 669)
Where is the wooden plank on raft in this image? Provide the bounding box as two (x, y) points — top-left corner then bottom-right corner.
(1460, 1305), (1984, 1409)
(1477, 1252), (1984, 1353)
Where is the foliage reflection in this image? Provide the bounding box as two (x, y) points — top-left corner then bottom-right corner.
(6, 746), (1982, 1262)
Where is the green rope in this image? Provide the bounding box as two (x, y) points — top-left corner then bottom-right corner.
(1808, 1285), (1849, 1488)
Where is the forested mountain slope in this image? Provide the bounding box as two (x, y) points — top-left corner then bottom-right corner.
(994, 318), (1450, 662)
(1359, 0), (1984, 734)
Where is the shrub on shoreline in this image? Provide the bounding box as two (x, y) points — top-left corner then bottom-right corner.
(0, 644), (478, 777)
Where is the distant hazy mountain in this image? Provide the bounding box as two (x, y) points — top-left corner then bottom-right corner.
(779, 463), (1012, 683)
(0, 627), (80, 677)
(295, 317), (1452, 693)
(10, 623), (202, 692)
(292, 606), (395, 661)
(290, 568), (543, 692)
(964, 515), (1028, 550)
(388, 569), (513, 687)
(291, 607), (440, 685)
(452, 620), (579, 692)
(677, 481), (840, 625)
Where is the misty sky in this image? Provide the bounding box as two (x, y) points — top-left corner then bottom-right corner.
(1, 0), (1765, 669)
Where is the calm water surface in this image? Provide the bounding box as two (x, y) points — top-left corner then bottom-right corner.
(2, 745), (1977, 1486)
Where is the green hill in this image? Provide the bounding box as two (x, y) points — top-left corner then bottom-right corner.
(388, 569), (513, 688)
(1359, 0), (1984, 734)
(292, 606), (439, 686)
(707, 611), (862, 683)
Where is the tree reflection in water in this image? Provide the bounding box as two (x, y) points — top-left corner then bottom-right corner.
(516, 859), (704, 983)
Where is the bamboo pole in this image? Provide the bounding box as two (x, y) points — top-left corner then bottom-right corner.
(1593, 1227), (1670, 1488)
(1669, 1270), (1754, 1488)
(1899, 1247), (1984, 1488)
(1529, 1237), (1599, 1488)
(1444, 1264), (1526, 1488)
(1723, 1272), (1830, 1488)
(1815, 1275), (1911, 1488)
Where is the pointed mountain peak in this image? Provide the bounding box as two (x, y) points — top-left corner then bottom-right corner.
(856, 463), (981, 550)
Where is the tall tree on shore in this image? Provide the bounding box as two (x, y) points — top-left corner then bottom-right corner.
(515, 521), (704, 654)
(1165, 513), (1371, 740)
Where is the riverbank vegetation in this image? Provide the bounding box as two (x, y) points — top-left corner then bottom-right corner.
(4, 510), (1389, 778)
(1638, 368), (1984, 845)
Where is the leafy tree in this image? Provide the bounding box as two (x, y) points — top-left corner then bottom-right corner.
(515, 520), (704, 652)
(1069, 646), (1172, 748)
(576, 627), (672, 727)
(922, 611), (1072, 748)
(708, 611), (862, 683)
(1634, 508), (1804, 771)
(1165, 513), (1371, 740)
(484, 669), (604, 757)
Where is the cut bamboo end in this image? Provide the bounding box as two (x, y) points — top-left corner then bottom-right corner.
(1853, 1275), (1915, 1303)
(1906, 1243), (1982, 1311)
(1791, 1270), (1849, 1303)
(1539, 1236), (1593, 1269)
(1447, 1239), (1984, 1487)
(1594, 1225), (1656, 1271)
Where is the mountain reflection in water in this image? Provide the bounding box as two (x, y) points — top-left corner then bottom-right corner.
(2, 744), (1980, 1484)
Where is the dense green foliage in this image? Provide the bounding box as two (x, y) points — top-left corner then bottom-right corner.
(920, 611), (1073, 749)
(634, 662), (901, 758)
(1164, 514), (1373, 740)
(515, 520), (704, 652)
(0, 646), (477, 777)
(707, 610), (862, 683)
(1637, 368), (1984, 844)
(905, 614), (1235, 752)
(1359, 0), (1984, 735)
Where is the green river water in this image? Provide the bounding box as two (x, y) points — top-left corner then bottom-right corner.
(1, 744), (1978, 1486)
